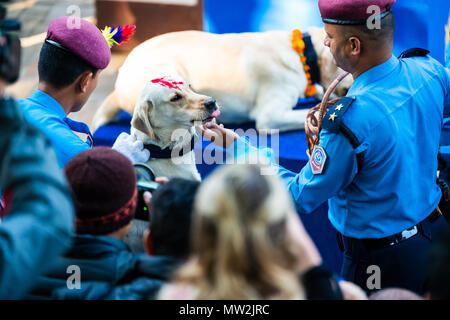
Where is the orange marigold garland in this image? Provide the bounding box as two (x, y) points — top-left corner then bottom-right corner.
(292, 29), (317, 97)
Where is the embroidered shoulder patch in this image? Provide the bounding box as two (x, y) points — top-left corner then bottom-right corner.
(310, 145), (327, 174)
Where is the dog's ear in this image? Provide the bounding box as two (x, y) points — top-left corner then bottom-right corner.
(131, 99), (156, 141)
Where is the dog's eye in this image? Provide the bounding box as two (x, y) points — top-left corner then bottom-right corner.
(170, 93), (183, 102)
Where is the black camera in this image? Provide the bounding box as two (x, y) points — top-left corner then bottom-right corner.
(0, 3), (21, 84)
(133, 163), (161, 221)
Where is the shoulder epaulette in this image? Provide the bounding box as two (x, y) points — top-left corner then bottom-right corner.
(322, 96), (355, 133)
(398, 48), (430, 59)
(321, 96), (364, 174)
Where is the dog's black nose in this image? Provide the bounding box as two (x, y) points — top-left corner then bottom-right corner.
(203, 98), (217, 111)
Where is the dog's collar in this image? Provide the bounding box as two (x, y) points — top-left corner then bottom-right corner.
(292, 30), (321, 96)
(144, 135), (197, 159)
(302, 33), (321, 85)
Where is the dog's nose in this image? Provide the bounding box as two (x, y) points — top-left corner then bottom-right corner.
(203, 98), (217, 111)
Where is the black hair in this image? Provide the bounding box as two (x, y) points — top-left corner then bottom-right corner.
(149, 178), (200, 259)
(343, 11), (395, 45)
(425, 225), (450, 299)
(38, 41), (98, 89)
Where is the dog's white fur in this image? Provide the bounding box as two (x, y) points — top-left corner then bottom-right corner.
(131, 76), (216, 181)
(93, 28), (352, 132)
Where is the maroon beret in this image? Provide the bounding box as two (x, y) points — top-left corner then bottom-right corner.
(64, 147), (137, 235)
(319, 0), (396, 25)
(46, 16), (111, 69)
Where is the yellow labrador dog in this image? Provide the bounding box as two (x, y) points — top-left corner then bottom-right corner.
(131, 76), (220, 181)
(93, 27), (351, 132)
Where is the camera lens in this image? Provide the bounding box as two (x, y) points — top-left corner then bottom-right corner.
(133, 163), (160, 221)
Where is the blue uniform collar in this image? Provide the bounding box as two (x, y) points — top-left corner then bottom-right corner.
(28, 90), (67, 119)
(348, 55), (399, 95)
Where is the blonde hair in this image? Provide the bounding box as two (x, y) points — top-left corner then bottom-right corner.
(170, 163), (305, 300)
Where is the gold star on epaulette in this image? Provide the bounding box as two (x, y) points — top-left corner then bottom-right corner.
(329, 112), (337, 121)
(335, 104), (344, 111)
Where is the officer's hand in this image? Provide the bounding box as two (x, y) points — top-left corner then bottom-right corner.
(196, 119), (239, 149)
(112, 132), (150, 164)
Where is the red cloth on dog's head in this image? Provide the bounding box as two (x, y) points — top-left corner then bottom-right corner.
(151, 77), (184, 90)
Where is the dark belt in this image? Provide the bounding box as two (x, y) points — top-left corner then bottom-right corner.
(337, 208), (442, 252)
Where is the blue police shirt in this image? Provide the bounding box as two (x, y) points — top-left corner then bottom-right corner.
(440, 39), (450, 182)
(18, 90), (91, 167)
(231, 55), (450, 239)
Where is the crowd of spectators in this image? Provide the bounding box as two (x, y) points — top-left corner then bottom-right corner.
(1, 123), (449, 299)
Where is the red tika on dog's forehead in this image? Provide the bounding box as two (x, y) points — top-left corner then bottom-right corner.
(150, 77), (184, 90)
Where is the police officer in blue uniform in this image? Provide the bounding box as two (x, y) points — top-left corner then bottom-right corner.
(199, 0), (450, 294)
(19, 17), (149, 167)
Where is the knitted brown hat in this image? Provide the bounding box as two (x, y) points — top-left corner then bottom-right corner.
(64, 147), (137, 235)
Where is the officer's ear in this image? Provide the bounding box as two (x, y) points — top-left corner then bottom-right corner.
(348, 36), (361, 56)
(78, 71), (94, 94)
(131, 97), (156, 140)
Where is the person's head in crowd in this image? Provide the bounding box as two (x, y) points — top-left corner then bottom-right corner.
(160, 163), (316, 300)
(369, 288), (423, 300)
(0, 6), (21, 98)
(319, 0), (395, 76)
(424, 225), (450, 300)
(38, 17), (111, 114)
(143, 178), (200, 260)
(124, 219), (149, 253)
(64, 147), (137, 239)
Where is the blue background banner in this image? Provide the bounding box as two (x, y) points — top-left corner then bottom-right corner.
(204, 0), (450, 65)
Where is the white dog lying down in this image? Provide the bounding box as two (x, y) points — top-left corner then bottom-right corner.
(93, 27), (352, 132)
(131, 76), (220, 181)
